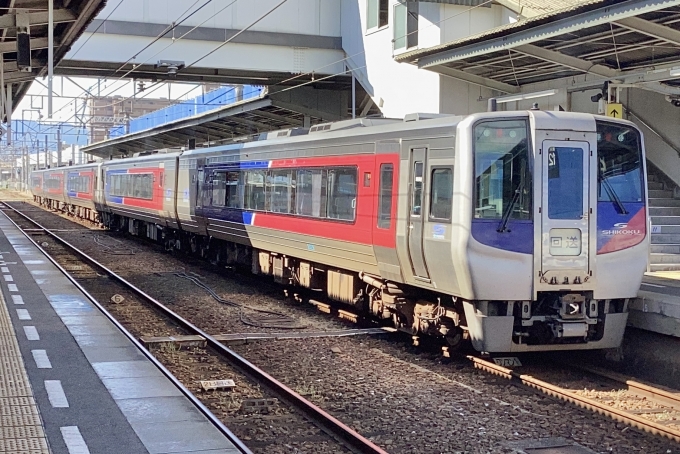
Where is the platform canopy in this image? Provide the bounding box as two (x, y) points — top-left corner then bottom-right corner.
(0, 0), (105, 115)
(396, 0), (680, 97)
(80, 87), (353, 159)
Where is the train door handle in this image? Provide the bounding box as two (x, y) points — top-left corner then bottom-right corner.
(409, 224), (414, 229)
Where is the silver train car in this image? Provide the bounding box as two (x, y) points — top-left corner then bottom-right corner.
(31, 110), (648, 352)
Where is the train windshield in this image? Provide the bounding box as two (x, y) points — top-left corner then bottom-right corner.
(474, 119), (532, 221)
(596, 121), (644, 206)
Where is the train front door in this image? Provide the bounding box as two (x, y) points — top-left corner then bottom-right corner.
(407, 147), (430, 280)
(540, 140), (592, 288)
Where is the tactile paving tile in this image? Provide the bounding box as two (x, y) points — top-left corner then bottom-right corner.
(0, 437), (49, 453)
(0, 343), (22, 357)
(1, 404), (38, 417)
(0, 292), (49, 453)
(1, 426), (45, 439)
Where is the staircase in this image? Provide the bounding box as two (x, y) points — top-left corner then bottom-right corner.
(648, 167), (680, 271)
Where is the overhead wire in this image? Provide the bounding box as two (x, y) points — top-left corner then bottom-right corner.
(108, 0), (213, 77)
(185, 0), (288, 69)
(24, 0), (496, 153)
(65, 0), (127, 61)
(40, 0), (274, 131)
(274, 0), (495, 89)
(43, 0), (223, 123)
(112, 0), (240, 83)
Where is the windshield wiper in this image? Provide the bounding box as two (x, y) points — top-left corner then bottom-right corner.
(497, 179), (524, 233)
(599, 175), (628, 214)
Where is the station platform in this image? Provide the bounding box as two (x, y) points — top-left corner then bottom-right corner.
(631, 272), (680, 337)
(0, 213), (242, 453)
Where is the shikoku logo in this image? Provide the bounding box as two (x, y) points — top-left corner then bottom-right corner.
(602, 222), (642, 236)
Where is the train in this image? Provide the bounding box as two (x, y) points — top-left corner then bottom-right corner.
(30, 110), (649, 353)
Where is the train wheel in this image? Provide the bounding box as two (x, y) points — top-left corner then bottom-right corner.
(444, 327), (465, 352)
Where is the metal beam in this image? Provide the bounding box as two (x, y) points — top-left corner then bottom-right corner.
(84, 19), (343, 50)
(227, 115), (276, 131)
(492, 0), (543, 17)
(270, 99), (342, 122)
(194, 124), (248, 137)
(428, 64), (520, 94)
(514, 44), (618, 78)
(614, 16), (680, 46)
(54, 0), (105, 63)
(253, 110), (303, 126)
(417, 0), (680, 68)
(0, 9), (75, 29)
(56, 60), (350, 86)
(0, 37), (51, 54)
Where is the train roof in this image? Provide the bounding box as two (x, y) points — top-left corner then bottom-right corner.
(32, 162), (100, 174)
(179, 113), (473, 158)
(179, 109), (634, 160)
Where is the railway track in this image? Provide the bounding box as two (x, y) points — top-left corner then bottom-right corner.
(0, 201), (388, 454)
(4, 195), (680, 452)
(470, 356), (680, 443)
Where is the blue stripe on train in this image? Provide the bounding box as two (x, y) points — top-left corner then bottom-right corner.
(104, 168), (128, 202)
(596, 201), (645, 251)
(471, 220), (533, 254)
(205, 160), (270, 171)
(198, 207), (256, 225)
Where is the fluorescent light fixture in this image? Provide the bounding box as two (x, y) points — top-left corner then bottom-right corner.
(669, 67), (680, 77)
(496, 89), (559, 104)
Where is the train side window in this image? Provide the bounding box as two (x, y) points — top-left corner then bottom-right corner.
(141, 174), (153, 199)
(411, 161), (424, 217)
(296, 169), (326, 217)
(268, 169), (295, 214)
(225, 171), (242, 208)
(244, 170), (266, 211)
(430, 168), (453, 221)
(327, 167), (357, 221)
(211, 172), (227, 206)
(377, 164), (393, 229)
(133, 175), (142, 198)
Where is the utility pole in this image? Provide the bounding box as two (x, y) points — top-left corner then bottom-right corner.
(44, 135), (49, 168)
(56, 128), (61, 167)
(22, 147), (27, 191)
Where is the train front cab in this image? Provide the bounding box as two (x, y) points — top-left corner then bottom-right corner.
(463, 112), (647, 352)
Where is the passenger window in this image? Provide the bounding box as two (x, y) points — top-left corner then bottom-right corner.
(244, 170), (266, 210)
(211, 172), (227, 206)
(327, 167), (357, 221)
(430, 168), (453, 221)
(411, 161), (423, 217)
(296, 169), (326, 217)
(377, 164), (393, 229)
(268, 169), (295, 213)
(225, 171), (242, 208)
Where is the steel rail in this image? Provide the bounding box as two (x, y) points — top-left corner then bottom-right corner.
(0, 205), (254, 454)
(468, 356), (680, 443)
(566, 363), (680, 411)
(2, 203), (388, 454)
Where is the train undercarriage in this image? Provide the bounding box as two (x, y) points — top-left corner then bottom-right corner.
(36, 199), (629, 352)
